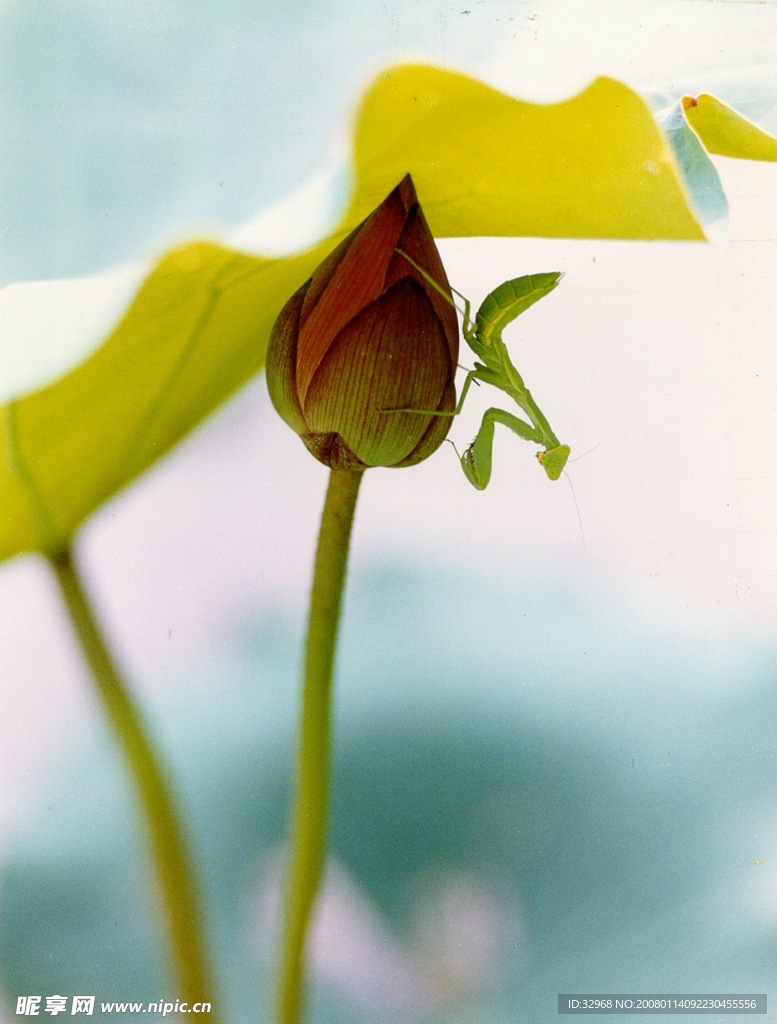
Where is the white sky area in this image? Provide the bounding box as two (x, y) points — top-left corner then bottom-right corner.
(488, 0), (777, 104)
(1, 2), (777, 838)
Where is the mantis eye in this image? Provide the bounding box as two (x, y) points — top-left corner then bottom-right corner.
(537, 444), (571, 481)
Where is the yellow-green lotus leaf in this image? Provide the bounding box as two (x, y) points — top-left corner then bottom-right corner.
(0, 63), (718, 561)
(1, 243), (312, 557)
(683, 93), (777, 161)
(346, 64), (704, 241)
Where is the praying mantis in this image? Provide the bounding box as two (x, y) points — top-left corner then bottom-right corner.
(398, 252), (570, 490)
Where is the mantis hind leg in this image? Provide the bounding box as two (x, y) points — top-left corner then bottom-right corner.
(379, 368), (479, 417)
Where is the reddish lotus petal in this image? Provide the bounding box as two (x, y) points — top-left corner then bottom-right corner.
(265, 283), (308, 437)
(385, 203), (459, 364)
(296, 178), (415, 404)
(302, 279), (451, 467)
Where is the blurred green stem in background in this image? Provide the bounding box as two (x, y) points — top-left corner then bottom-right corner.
(47, 546), (216, 1018)
(276, 467), (364, 1024)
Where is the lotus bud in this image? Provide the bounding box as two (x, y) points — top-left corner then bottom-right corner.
(266, 174), (459, 471)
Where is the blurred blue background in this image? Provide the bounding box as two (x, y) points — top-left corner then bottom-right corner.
(5, 557), (777, 1022)
(2, 2), (777, 1022)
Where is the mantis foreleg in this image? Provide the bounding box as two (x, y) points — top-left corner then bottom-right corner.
(461, 408), (540, 490)
(461, 408), (570, 490)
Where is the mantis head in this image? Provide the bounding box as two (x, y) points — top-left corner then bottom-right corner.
(537, 444), (570, 481)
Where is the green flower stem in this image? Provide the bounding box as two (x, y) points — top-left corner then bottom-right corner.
(47, 545), (215, 1017)
(276, 467), (364, 1024)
